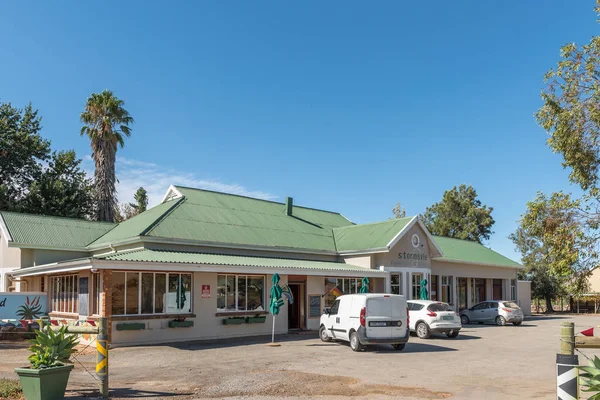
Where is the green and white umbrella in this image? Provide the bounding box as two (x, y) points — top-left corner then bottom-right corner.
(420, 278), (428, 300)
(360, 277), (370, 293)
(269, 273), (284, 343)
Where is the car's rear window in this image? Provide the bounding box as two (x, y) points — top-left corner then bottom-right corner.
(502, 301), (519, 309)
(427, 303), (454, 312)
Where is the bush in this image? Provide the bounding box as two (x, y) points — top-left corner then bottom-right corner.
(28, 325), (79, 369)
(0, 378), (22, 399)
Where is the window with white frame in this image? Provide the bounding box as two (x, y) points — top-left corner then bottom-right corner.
(511, 279), (517, 300)
(51, 275), (79, 314)
(217, 275), (265, 312)
(391, 274), (402, 295)
(90, 273), (102, 316)
(111, 272), (192, 316)
(441, 276), (453, 304)
(323, 278), (363, 307)
(412, 273), (423, 299)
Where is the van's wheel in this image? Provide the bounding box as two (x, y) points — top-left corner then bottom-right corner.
(446, 330), (459, 338)
(416, 322), (431, 339)
(460, 315), (469, 325)
(350, 331), (363, 352)
(319, 326), (331, 342)
(495, 316), (507, 326)
(391, 343), (405, 351)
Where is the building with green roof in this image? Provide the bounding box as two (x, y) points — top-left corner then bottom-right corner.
(0, 184), (525, 346)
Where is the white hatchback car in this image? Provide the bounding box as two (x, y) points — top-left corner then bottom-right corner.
(407, 300), (462, 339)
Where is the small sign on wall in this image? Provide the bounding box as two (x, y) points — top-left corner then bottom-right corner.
(202, 285), (210, 298)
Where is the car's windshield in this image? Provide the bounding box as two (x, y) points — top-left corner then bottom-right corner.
(502, 301), (519, 309)
(427, 303), (453, 312)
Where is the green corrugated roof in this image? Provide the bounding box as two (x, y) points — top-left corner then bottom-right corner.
(89, 199), (182, 247)
(333, 218), (413, 252)
(138, 186), (353, 251)
(433, 236), (521, 268)
(0, 211), (115, 249)
(99, 248), (383, 273)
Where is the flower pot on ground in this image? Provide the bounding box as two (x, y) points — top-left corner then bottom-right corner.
(14, 325), (78, 400)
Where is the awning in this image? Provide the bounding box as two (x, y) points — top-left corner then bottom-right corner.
(12, 249), (386, 277)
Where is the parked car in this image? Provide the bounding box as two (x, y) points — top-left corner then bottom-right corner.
(407, 300), (461, 339)
(319, 294), (409, 352)
(459, 300), (524, 326)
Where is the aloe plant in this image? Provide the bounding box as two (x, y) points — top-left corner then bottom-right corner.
(579, 355), (600, 399)
(27, 325), (79, 369)
(16, 296), (42, 320)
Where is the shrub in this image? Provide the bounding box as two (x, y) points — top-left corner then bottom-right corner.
(27, 325), (79, 369)
(0, 378), (22, 399)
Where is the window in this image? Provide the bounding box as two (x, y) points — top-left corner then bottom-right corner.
(111, 272), (192, 316)
(471, 278), (486, 304)
(391, 274), (402, 295)
(412, 274), (423, 299)
(329, 300), (340, 315)
(323, 278), (362, 307)
(488, 302), (499, 309)
(217, 275), (265, 312)
(428, 303), (453, 312)
(472, 302), (487, 310)
(510, 279), (517, 300)
(90, 273), (101, 316)
(492, 279), (503, 300)
(51, 275), (78, 314)
(430, 275), (438, 301)
(441, 276), (453, 304)
(410, 303), (424, 311)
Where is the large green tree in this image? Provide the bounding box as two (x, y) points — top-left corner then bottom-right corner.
(0, 102), (49, 210)
(22, 151), (94, 218)
(422, 184), (494, 243)
(80, 90), (134, 222)
(0, 101), (93, 218)
(511, 192), (594, 309)
(132, 187), (148, 213)
(526, 3), (600, 295)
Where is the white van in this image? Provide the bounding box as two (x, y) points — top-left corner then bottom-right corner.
(319, 293), (409, 352)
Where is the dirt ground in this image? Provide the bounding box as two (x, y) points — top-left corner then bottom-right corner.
(2, 314), (600, 399)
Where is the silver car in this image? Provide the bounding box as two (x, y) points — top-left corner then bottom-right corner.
(459, 300), (524, 326)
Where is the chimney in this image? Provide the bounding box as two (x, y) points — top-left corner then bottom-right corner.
(285, 197), (293, 216)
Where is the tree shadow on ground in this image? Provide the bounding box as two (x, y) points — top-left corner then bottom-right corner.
(526, 315), (572, 321)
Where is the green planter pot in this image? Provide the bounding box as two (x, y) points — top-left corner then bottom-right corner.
(116, 322), (145, 331)
(246, 316), (267, 324)
(14, 364), (74, 400)
(223, 317), (245, 325)
(168, 320), (194, 328)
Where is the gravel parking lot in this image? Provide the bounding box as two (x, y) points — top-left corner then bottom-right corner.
(2, 314), (600, 399)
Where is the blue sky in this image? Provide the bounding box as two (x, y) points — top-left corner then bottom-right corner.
(1, 1), (597, 261)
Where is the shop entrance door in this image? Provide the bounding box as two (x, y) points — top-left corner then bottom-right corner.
(287, 284), (301, 330)
(458, 278), (468, 311)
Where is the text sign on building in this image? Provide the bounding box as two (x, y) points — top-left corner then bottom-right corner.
(201, 285), (210, 298)
(0, 292), (48, 320)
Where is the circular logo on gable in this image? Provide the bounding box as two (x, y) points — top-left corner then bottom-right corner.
(411, 234), (420, 248)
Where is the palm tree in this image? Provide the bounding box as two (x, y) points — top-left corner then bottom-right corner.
(80, 90), (134, 222)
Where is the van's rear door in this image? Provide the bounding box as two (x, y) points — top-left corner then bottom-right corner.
(391, 295), (408, 338)
(365, 296), (392, 339)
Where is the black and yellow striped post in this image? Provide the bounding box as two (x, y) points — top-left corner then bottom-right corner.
(558, 322), (578, 400)
(96, 317), (109, 398)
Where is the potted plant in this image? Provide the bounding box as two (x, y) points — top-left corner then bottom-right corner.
(168, 317), (194, 328)
(14, 325), (78, 400)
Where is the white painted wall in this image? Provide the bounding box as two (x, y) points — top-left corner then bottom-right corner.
(111, 272), (289, 346)
(517, 280), (532, 316)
